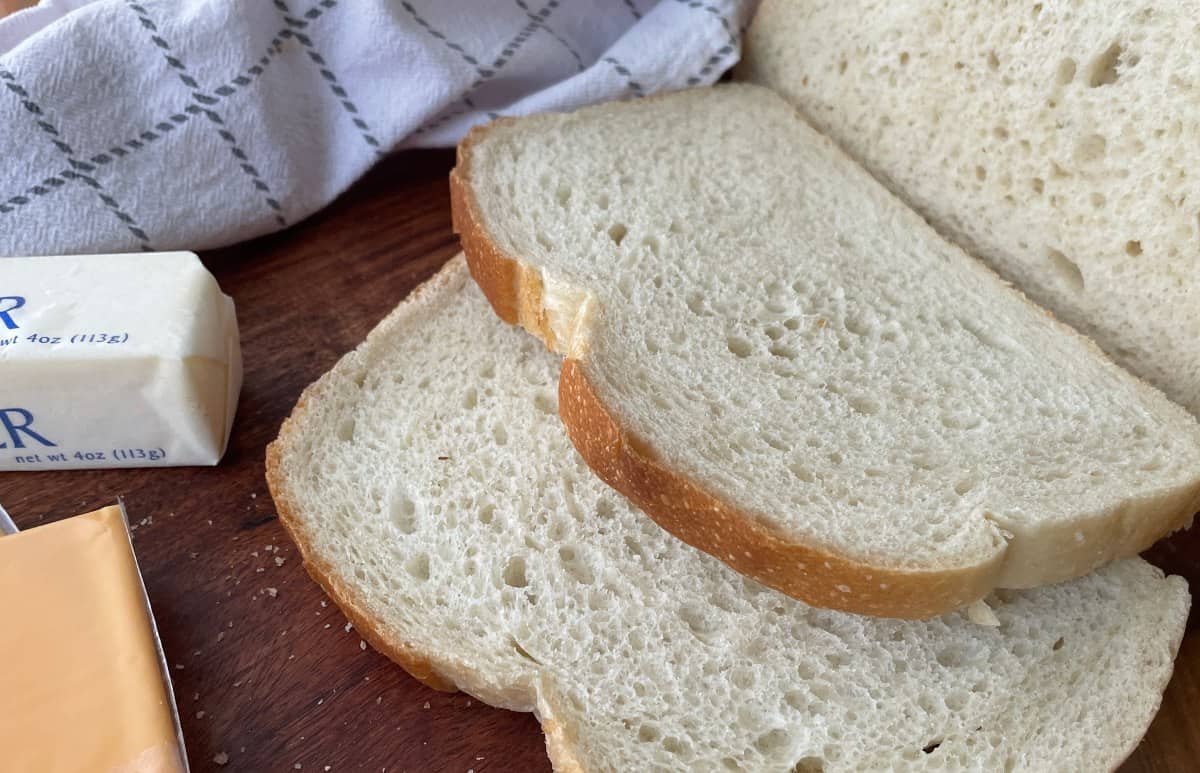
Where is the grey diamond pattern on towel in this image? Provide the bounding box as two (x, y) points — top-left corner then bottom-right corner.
(0, 0), (755, 255)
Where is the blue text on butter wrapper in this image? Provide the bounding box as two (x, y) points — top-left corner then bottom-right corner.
(0, 408), (56, 448)
(0, 296), (25, 330)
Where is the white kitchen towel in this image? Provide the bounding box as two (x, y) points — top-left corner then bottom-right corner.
(0, 0), (755, 256)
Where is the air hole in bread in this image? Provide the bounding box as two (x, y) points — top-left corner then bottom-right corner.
(596, 193), (609, 210)
(1075, 134), (1106, 163)
(531, 393), (556, 415)
(1088, 42), (1123, 87)
(1046, 248), (1085, 291)
(922, 739), (943, 754)
(788, 462), (816, 483)
(763, 434), (788, 453)
(792, 756), (825, 772)
(405, 553), (430, 581)
(336, 417), (355, 442)
(662, 736), (687, 756)
(1056, 58), (1076, 86)
(503, 555), (528, 587)
(755, 728), (790, 754)
(390, 492), (418, 534)
(1031, 177), (1044, 194)
(899, 51), (910, 66)
(945, 689), (969, 711)
(847, 396), (880, 416)
(765, 298), (789, 314)
(536, 231), (554, 251)
(1052, 636), (1065, 651)
(769, 342), (799, 360)
(642, 236), (660, 256)
(608, 223), (628, 246)
(1090, 192), (1106, 208)
(986, 51), (1000, 70)
(678, 601), (720, 638)
(727, 335), (754, 358)
(844, 316), (869, 336)
(1124, 239), (1142, 256)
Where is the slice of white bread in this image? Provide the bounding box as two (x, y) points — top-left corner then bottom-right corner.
(738, 0), (1200, 416)
(265, 257), (1191, 772)
(449, 84), (1200, 618)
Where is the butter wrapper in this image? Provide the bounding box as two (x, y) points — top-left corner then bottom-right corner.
(0, 252), (241, 469)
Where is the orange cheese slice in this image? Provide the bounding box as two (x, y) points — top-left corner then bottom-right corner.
(0, 505), (185, 772)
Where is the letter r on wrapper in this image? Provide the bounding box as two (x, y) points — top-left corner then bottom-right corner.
(0, 408), (55, 449)
(0, 296), (24, 329)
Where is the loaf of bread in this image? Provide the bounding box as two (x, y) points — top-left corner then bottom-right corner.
(450, 84), (1200, 618)
(739, 0), (1200, 415)
(266, 257), (1191, 772)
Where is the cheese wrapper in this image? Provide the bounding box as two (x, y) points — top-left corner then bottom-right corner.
(0, 252), (241, 469)
(0, 505), (188, 772)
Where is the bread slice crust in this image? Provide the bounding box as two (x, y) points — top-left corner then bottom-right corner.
(449, 99), (1200, 619)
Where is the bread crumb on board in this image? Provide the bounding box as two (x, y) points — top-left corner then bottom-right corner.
(213, 751), (229, 766)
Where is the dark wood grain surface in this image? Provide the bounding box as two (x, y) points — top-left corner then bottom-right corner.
(1, 151), (1196, 772)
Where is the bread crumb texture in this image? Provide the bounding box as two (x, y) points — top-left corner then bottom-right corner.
(267, 258), (1190, 771)
(742, 0), (1200, 415)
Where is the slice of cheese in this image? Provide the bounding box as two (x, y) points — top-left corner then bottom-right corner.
(0, 251), (242, 470)
(0, 505), (187, 772)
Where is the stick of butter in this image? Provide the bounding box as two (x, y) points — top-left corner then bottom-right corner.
(0, 504), (188, 772)
(0, 252), (241, 469)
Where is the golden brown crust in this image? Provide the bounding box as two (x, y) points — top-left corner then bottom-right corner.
(557, 359), (1003, 618)
(451, 127), (564, 352)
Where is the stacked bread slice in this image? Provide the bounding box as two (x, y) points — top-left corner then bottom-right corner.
(450, 84), (1200, 618)
(268, 258), (1189, 771)
(268, 77), (1200, 770)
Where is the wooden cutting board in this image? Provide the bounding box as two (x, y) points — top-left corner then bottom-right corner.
(1, 150), (1195, 772)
